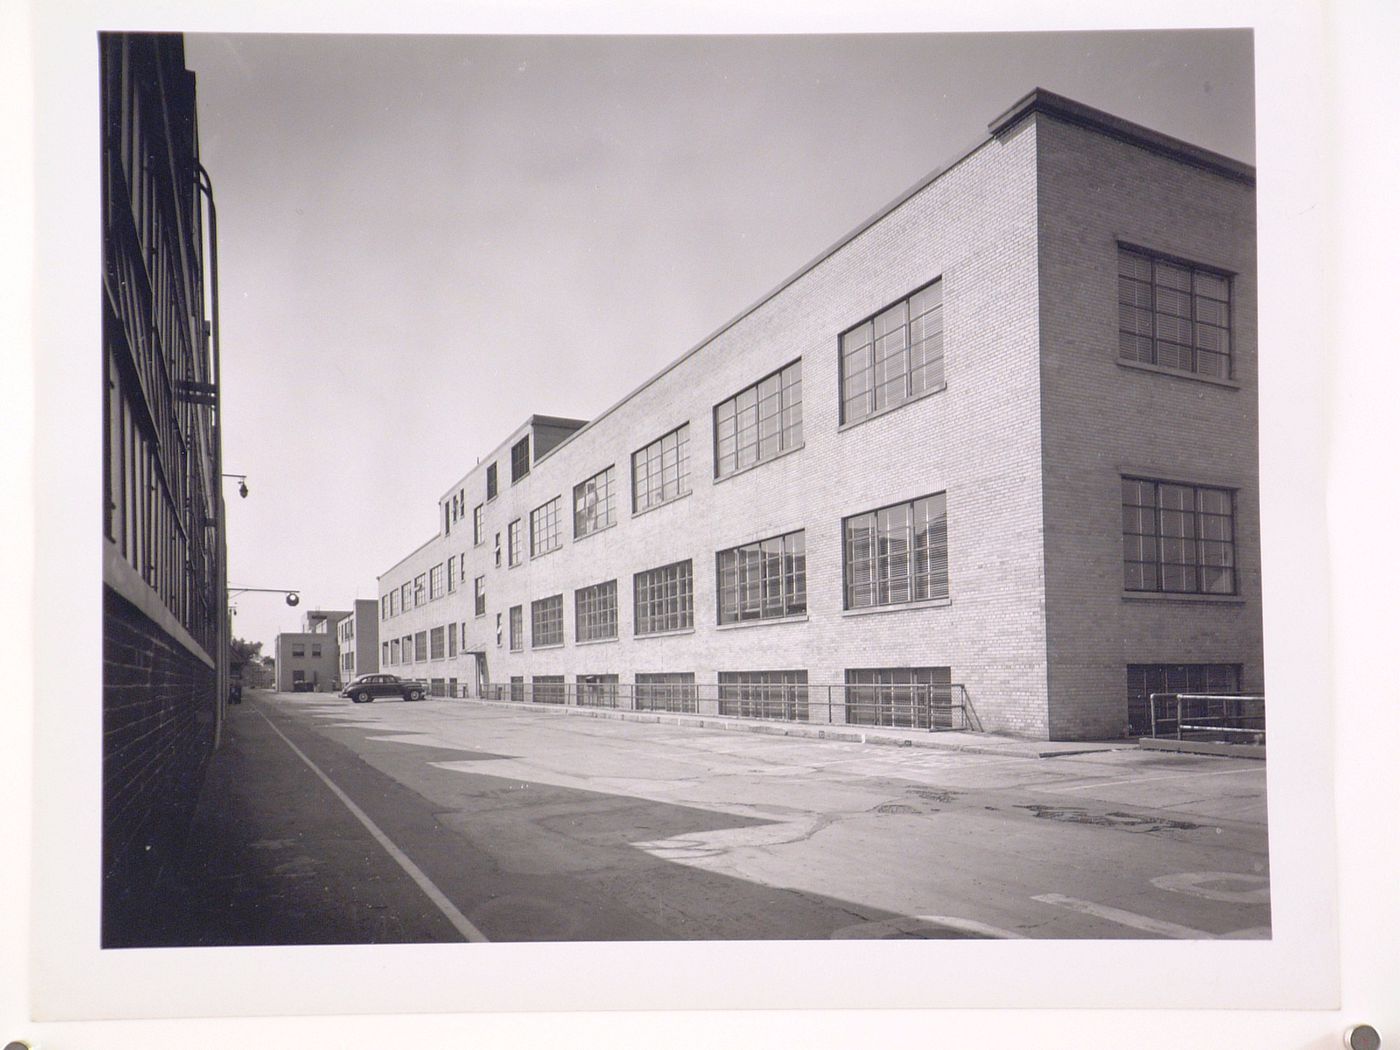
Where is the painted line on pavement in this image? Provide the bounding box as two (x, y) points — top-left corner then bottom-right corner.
(1032, 893), (1212, 939)
(255, 705), (489, 943)
(1030, 765), (1264, 793)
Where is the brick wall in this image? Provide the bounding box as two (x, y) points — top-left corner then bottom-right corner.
(1035, 113), (1262, 739)
(102, 586), (217, 946)
(379, 118), (1053, 736)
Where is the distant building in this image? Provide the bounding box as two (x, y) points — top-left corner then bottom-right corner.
(101, 32), (226, 944)
(375, 89), (1262, 741)
(337, 599), (381, 683)
(275, 609), (350, 691)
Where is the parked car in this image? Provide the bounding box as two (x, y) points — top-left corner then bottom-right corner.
(340, 673), (428, 704)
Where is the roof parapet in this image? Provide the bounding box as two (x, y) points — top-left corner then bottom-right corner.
(989, 87), (1255, 187)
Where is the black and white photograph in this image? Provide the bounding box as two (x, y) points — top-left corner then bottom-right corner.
(7, 1), (1398, 1047)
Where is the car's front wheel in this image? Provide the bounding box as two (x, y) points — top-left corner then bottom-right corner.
(353, 691), (372, 704)
(407, 688), (423, 702)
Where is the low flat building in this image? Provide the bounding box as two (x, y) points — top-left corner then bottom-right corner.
(275, 609), (349, 692)
(337, 599), (381, 684)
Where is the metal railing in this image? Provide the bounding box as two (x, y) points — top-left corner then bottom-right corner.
(482, 680), (974, 732)
(1148, 692), (1266, 744)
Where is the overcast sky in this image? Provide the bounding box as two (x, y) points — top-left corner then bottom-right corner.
(182, 30), (1255, 655)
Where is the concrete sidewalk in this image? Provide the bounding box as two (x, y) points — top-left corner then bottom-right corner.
(432, 694), (1135, 759)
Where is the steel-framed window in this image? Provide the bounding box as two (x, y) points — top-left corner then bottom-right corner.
(839, 279), (944, 425)
(843, 493), (949, 609)
(717, 530), (806, 624)
(714, 360), (803, 478)
(413, 574), (426, 607)
(414, 631), (428, 662)
(508, 519), (522, 566)
(1118, 246), (1232, 379)
(577, 674), (619, 708)
(511, 436), (530, 483)
(509, 605), (523, 651)
(634, 672), (697, 713)
(486, 462), (498, 500)
(447, 555), (456, 592)
(1122, 477), (1236, 595)
(573, 465), (617, 539)
(574, 579), (618, 642)
(428, 563), (443, 600)
(632, 424), (690, 513)
(845, 666), (952, 728)
(472, 503), (484, 546)
(429, 626), (445, 660)
(1126, 664), (1241, 736)
(531, 594), (564, 647)
(719, 670), (809, 720)
(474, 575), (487, 617)
(532, 675), (566, 705)
(448, 625), (457, 657)
(400, 582), (410, 610)
(530, 496), (562, 557)
(386, 640), (394, 664)
(389, 590), (397, 617)
(634, 560), (693, 635)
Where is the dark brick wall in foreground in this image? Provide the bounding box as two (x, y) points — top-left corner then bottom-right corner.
(103, 586), (218, 946)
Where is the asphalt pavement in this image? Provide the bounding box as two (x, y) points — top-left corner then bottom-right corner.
(141, 689), (1271, 945)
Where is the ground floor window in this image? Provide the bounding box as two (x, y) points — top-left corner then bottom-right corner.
(430, 678), (446, 697)
(635, 672), (697, 713)
(532, 674), (566, 705)
(510, 675), (524, 703)
(449, 677), (458, 698)
(577, 673), (619, 707)
(844, 666), (953, 728)
(1126, 663), (1241, 736)
(718, 670), (808, 721)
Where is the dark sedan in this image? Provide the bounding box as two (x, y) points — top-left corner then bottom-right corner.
(340, 673), (426, 704)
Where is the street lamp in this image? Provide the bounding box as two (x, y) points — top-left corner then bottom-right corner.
(229, 586), (301, 606)
(222, 473), (249, 498)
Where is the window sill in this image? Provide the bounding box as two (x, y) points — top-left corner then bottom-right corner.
(1122, 591), (1246, 605)
(842, 597), (951, 618)
(1116, 358), (1241, 389)
(509, 647), (524, 654)
(530, 546), (562, 562)
(715, 613), (810, 631)
(531, 642), (566, 651)
(713, 443), (805, 485)
(838, 382), (947, 433)
(632, 489), (692, 519)
(574, 520), (618, 544)
(634, 627), (696, 640)
(575, 635), (619, 647)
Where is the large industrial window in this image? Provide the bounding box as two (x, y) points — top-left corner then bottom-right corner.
(1122, 478), (1236, 595)
(634, 672), (697, 713)
(844, 666), (953, 728)
(717, 530), (806, 624)
(413, 574), (426, 607)
(474, 575), (487, 617)
(390, 639), (399, 664)
(839, 279), (944, 425)
(380, 595), (389, 620)
(509, 606), (523, 651)
(429, 626), (445, 660)
(448, 626), (457, 657)
(447, 555), (456, 592)
(473, 504), (484, 546)
(400, 582), (411, 610)
(632, 424), (690, 513)
(389, 590), (397, 617)
(719, 670), (809, 721)
(843, 493), (949, 609)
(574, 579), (618, 642)
(532, 675), (566, 705)
(428, 563), (443, 600)
(1118, 246), (1232, 379)
(511, 436), (530, 483)
(508, 518), (522, 566)
(577, 674), (620, 708)
(634, 560), (693, 635)
(573, 465), (617, 539)
(714, 360), (803, 478)
(414, 631), (428, 662)
(530, 496), (562, 557)
(486, 461), (498, 501)
(1126, 663), (1241, 736)
(531, 594), (564, 647)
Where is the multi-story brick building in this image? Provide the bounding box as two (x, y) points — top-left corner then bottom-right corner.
(101, 32), (227, 943)
(375, 88), (1261, 741)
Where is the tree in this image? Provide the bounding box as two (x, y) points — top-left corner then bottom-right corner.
(229, 637), (263, 665)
